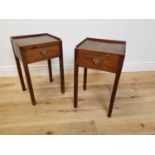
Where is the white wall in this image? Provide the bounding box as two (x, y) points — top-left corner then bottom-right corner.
(0, 19), (155, 76)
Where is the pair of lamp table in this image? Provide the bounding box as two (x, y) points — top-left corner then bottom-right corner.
(11, 33), (126, 117)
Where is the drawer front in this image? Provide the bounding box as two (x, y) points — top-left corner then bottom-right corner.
(23, 45), (60, 63)
(76, 51), (120, 73)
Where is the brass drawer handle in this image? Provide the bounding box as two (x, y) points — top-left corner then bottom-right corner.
(92, 57), (102, 65)
(40, 50), (48, 56)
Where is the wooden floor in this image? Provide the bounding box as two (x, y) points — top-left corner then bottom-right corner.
(0, 71), (155, 135)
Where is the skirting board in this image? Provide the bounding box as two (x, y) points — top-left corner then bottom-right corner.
(0, 62), (155, 76)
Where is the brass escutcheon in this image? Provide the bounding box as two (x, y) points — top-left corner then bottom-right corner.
(92, 57), (102, 65)
(40, 50), (48, 56)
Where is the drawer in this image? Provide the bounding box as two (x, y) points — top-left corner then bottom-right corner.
(23, 45), (60, 63)
(76, 51), (120, 73)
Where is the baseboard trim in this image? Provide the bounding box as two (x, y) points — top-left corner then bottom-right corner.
(0, 62), (155, 76)
(123, 62), (155, 72)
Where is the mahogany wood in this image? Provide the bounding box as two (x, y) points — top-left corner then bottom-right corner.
(59, 41), (65, 94)
(11, 33), (65, 105)
(48, 59), (53, 82)
(83, 68), (87, 90)
(74, 49), (79, 108)
(74, 38), (126, 117)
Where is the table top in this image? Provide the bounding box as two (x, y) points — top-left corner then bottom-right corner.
(76, 38), (126, 55)
(11, 33), (60, 49)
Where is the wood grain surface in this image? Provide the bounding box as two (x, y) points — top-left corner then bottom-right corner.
(0, 72), (155, 134)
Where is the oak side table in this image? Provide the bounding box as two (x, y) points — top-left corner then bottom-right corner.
(74, 38), (126, 117)
(11, 33), (65, 105)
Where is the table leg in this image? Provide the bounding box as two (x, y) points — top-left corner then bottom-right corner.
(47, 59), (53, 82)
(23, 63), (36, 105)
(74, 64), (79, 108)
(83, 68), (87, 90)
(107, 71), (121, 117)
(14, 55), (26, 91)
(107, 56), (124, 117)
(59, 54), (65, 94)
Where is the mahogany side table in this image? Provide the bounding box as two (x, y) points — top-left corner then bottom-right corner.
(11, 33), (65, 105)
(74, 38), (126, 117)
